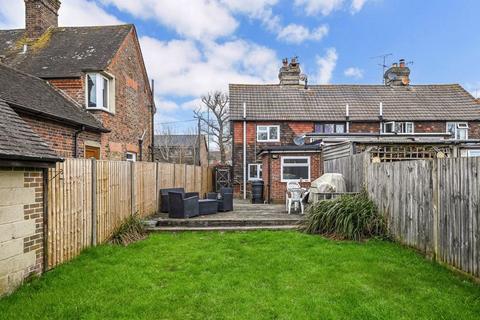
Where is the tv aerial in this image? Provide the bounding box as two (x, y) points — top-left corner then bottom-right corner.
(370, 53), (393, 84)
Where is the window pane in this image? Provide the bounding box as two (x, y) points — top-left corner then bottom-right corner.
(258, 165), (263, 179)
(249, 165), (257, 178)
(283, 158), (308, 164)
(269, 126), (278, 140)
(335, 124), (345, 133)
(447, 123), (455, 136)
(283, 166), (308, 180)
(384, 123), (394, 133)
(405, 123), (413, 133)
(314, 123), (324, 133)
(324, 124), (334, 133)
(258, 132), (268, 140)
(103, 78), (108, 109)
(458, 128), (467, 140)
(87, 74), (97, 107)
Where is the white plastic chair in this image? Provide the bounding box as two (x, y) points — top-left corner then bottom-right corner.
(285, 181), (301, 210)
(286, 186), (309, 215)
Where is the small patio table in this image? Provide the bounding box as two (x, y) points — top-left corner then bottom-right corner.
(199, 199), (218, 215)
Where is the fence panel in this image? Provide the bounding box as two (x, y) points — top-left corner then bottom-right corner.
(324, 153), (367, 192)
(47, 159), (213, 269)
(95, 161), (131, 243)
(47, 159), (92, 269)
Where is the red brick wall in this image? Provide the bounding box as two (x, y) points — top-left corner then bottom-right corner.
(232, 119), (480, 198)
(47, 78), (84, 104)
(47, 29), (154, 161)
(261, 152), (323, 203)
(21, 114), (101, 158)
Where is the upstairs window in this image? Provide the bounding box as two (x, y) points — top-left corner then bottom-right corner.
(248, 164), (262, 180)
(86, 73), (112, 111)
(315, 123), (346, 134)
(447, 122), (468, 140)
(257, 125), (280, 142)
(383, 121), (414, 134)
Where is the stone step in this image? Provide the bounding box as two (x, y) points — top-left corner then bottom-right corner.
(152, 218), (301, 228)
(146, 225), (299, 232)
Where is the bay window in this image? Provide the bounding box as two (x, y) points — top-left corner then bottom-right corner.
(447, 122), (468, 140)
(281, 156), (310, 182)
(86, 73), (113, 111)
(257, 125), (280, 142)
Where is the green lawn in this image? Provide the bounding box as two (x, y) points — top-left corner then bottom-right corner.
(1, 232), (479, 319)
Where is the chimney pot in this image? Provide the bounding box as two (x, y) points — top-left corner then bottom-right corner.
(24, 0), (61, 39)
(399, 59), (406, 68)
(278, 57), (302, 85)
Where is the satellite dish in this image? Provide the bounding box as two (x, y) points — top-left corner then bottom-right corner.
(294, 135), (305, 146)
(387, 72), (397, 80)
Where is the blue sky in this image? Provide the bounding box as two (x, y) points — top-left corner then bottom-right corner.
(1, 0), (479, 134)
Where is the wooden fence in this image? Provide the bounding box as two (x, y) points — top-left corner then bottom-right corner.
(324, 155), (480, 278)
(47, 159), (213, 268)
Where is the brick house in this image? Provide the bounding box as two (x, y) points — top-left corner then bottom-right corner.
(154, 134), (209, 165)
(0, 0), (155, 161)
(230, 58), (480, 203)
(0, 99), (60, 296)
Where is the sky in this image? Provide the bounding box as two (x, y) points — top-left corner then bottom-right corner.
(1, 0), (479, 134)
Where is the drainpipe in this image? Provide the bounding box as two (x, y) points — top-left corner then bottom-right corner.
(151, 79), (155, 162)
(73, 125), (85, 158)
(268, 151), (272, 204)
(139, 129), (146, 161)
(243, 102), (247, 200)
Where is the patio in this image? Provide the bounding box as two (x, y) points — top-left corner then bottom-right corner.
(145, 200), (302, 231)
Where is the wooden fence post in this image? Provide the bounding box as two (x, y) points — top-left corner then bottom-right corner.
(91, 158), (97, 246)
(432, 159), (440, 260)
(130, 161), (135, 216)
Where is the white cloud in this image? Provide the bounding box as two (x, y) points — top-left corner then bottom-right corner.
(294, 0), (344, 16)
(102, 0), (238, 40)
(315, 48), (338, 84)
(155, 98), (180, 111)
(0, 0), (23, 29)
(351, 0), (367, 13)
(277, 24), (328, 44)
(140, 36), (279, 97)
(294, 0), (368, 15)
(344, 67), (364, 79)
(59, 0), (122, 26)
(0, 0), (122, 28)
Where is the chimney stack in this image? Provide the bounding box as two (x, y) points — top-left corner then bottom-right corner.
(25, 0), (61, 39)
(278, 57), (301, 85)
(384, 58), (411, 86)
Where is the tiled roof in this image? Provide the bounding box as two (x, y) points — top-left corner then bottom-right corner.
(0, 63), (107, 131)
(230, 84), (480, 121)
(0, 99), (60, 162)
(0, 25), (132, 78)
(154, 135), (203, 148)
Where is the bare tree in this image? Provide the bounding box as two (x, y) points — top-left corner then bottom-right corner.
(155, 127), (175, 163)
(194, 91), (230, 164)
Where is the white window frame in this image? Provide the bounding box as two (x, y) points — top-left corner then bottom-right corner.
(248, 164), (262, 181)
(85, 72), (115, 113)
(467, 150), (480, 158)
(281, 156), (310, 182)
(447, 122), (469, 140)
(383, 121), (414, 134)
(257, 125), (280, 142)
(125, 152), (137, 162)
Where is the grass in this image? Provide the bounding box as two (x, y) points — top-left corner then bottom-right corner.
(1, 232), (479, 320)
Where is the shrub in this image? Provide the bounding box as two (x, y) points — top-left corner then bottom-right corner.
(110, 215), (147, 246)
(299, 191), (386, 241)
